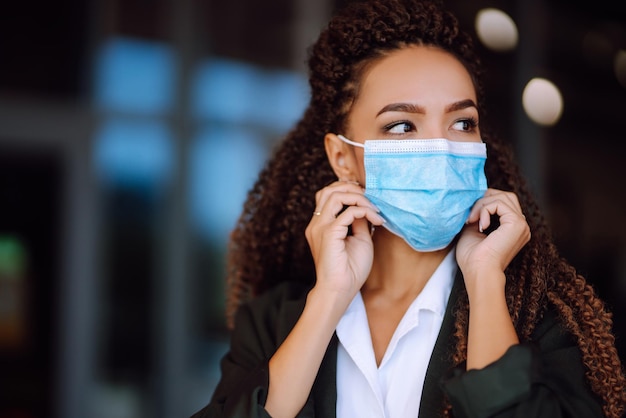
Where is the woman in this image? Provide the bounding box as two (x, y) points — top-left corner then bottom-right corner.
(194, 0), (626, 416)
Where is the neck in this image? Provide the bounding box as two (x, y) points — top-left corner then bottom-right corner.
(362, 227), (451, 299)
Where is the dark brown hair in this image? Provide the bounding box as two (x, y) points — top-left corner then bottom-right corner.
(224, 0), (626, 416)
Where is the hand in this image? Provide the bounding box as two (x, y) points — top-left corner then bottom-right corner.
(456, 188), (531, 294)
(267, 180), (383, 418)
(305, 181), (385, 299)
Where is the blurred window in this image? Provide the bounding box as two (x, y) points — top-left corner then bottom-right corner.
(91, 37), (309, 417)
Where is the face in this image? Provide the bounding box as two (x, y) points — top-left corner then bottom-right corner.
(327, 45), (481, 184)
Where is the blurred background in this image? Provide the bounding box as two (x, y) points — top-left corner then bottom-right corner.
(0, 0), (624, 417)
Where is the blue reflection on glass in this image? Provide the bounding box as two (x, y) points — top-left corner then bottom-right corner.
(190, 58), (309, 132)
(94, 119), (174, 191)
(94, 37), (177, 115)
(189, 57), (309, 244)
(189, 125), (268, 243)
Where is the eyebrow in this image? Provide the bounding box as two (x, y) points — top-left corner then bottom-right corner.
(376, 99), (478, 116)
(445, 99), (478, 113)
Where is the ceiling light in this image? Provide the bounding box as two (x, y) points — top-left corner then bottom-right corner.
(475, 8), (518, 52)
(522, 78), (564, 126)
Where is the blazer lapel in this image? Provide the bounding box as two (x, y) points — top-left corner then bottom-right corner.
(312, 334), (338, 417)
(279, 288), (338, 417)
(419, 271), (464, 417)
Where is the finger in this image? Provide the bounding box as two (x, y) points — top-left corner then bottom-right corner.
(483, 188), (504, 198)
(334, 206), (385, 230)
(497, 191), (522, 214)
(307, 205), (383, 249)
(467, 190), (522, 224)
(350, 217), (372, 240)
(315, 180), (364, 203)
(483, 189), (522, 211)
(314, 182), (366, 214)
(471, 199), (505, 232)
(478, 203), (494, 233)
(314, 191), (378, 221)
(467, 191), (494, 224)
(477, 199), (525, 233)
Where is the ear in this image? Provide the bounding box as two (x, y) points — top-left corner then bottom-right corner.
(324, 133), (360, 181)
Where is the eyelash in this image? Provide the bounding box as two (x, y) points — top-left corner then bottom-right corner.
(455, 117), (479, 132)
(383, 117), (480, 135)
(383, 120), (415, 134)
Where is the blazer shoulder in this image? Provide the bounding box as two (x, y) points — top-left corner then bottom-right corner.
(530, 303), (578, 351)
(245, 281), (310, 315)
(238, 281), (311, 344)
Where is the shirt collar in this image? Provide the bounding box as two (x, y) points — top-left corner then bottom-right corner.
(409, 246), (457, 319)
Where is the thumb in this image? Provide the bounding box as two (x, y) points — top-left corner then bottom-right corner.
(351, 217), (372, 241)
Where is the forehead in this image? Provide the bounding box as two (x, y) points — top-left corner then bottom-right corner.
(355, 46), (477, 109)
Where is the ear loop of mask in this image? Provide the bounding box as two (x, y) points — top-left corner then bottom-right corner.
(336, 135), (362, 184)
(338, 134), (365, 148)
(337, 134), (375, 236)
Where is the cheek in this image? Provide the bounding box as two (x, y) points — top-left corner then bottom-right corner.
(358, 160), (366, 187)
(346, 148), (367, 186)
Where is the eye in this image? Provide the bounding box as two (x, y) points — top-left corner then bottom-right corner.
(384, 121), (415, 134)
(452, 118), (478, 132)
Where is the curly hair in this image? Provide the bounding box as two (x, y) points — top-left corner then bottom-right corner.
(224, 0), (626, 416)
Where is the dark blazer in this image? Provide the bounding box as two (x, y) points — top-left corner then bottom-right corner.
(193, 273), (604, 417)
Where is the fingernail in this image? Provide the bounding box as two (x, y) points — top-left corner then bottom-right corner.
(478, 223), (484, 233)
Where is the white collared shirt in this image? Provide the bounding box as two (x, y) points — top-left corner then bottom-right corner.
(335, 248), (457, 418)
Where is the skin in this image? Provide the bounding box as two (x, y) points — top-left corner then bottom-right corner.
(265, 45), (531, 418)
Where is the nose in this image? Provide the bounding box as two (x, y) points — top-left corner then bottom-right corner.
(418, 121), (446, 140)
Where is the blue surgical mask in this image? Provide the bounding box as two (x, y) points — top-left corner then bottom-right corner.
(338, 135), (488, 252)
